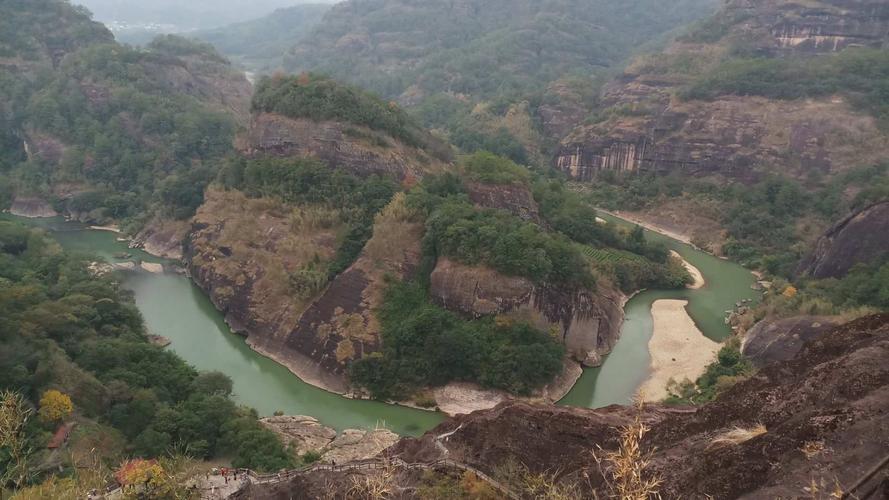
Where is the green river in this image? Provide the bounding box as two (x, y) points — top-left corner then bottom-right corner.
(3, 212), (756, 435)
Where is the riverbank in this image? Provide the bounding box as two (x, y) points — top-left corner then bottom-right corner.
(598, 209), (694, 246)
(638, 299), (720, 401)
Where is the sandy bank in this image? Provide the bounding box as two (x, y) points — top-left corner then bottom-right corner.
(599, 209), (693, 245)
(638, 299), (720, 402)
(670, 250), (705, 289)
(89, 225), (122, 233)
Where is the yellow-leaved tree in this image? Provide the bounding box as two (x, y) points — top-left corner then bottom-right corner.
(38, 390), (73, 424)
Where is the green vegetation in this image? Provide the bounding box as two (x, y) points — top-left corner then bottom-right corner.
(417, 195), (595, 290)
(350, 281), (564, 399)
(0, 221), (293, 485)
(683, 48), (889, 126)
(252, 73), (430, 150)
(194, 4), (331, 72)
(462, 151), (530, 185)
(219, 156), (398, 277)
(0, 0), (111, 60)
(665, 340), (753, 404)
(581, 165), (889, 277)
(284, 0), (719, 104)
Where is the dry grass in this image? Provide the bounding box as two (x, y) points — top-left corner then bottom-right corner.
(800, 441), (827, 460)
(522, 472), (581, 500)
(593, 399), (663, 500)
(709, 424), (767, 449)
(347, 459), (397, 499)
(802, 476), (844, 499)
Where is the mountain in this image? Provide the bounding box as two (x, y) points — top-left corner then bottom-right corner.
(270, 0), (721, 164)
(559, 0), (889, 278)
(193, 4), (331, 73)
(285, 0), (720, 102)
(0, 0), (251, 226)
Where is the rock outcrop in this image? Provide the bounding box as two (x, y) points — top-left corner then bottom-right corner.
(429, 258), (625, 367)
(464, 181), (541, 223)
(8, 197), (58, 218)
(741, 315), (839, 367)
(260, 415), (397, 463)
(187, 190), (424, 393)
(240, 113), (446, 181)
(797, 201), (889, 279)
(131, 218), (190, 260)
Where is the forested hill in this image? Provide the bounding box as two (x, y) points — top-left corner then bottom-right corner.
(0, 0), (251, 229)
(285, 0), (720, 102)
(193, 4), (331, 73)
(0, 0), (112, 67)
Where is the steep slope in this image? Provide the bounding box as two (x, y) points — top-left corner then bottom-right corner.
(555, 0), (889, 183)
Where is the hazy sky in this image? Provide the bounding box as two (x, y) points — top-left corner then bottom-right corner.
(74, 0), (337, 29)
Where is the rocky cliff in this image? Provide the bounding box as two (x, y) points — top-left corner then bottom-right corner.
(554, 0), (889, 183)
(187, 190), (425, 393)
(251, 195), (425, 392)
(797, 201), (889, 279)
(239, 113), (446, 182)
(430, 258), (625, 367)
(464, 181), (542, 224)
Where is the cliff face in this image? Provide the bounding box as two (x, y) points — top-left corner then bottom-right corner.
(240, 113), (446, 181)
(797, 201), (889, 279)
(554, 0), (889, 183)
(186, 190), (424, 393)
(253, 198), (425, 391)
(430, 258), (624, 367)
(186, 188), (341, 340)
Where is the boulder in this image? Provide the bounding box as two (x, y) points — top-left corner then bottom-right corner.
(797, 201), (889, 279)
(742, 315), (840, 368)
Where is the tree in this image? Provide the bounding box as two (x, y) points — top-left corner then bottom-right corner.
(38, 390), (73, 424)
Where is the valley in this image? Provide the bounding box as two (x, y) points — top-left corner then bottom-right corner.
(1, 0), (888, 497)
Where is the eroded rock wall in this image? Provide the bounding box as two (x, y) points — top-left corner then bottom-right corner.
(429, 258), (625, 366)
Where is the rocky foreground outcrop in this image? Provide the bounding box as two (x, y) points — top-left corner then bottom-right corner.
(797, 201), (889, 279)
(741, 315), (840, 367)
(243, 314), (889, 498)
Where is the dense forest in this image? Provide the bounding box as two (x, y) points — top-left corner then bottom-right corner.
(0, 0), (248, 231)
(0, 222), (293, 492)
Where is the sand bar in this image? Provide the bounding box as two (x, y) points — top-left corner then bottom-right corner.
(671, 250), (705, 289)
(638, 299), (720, 401)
